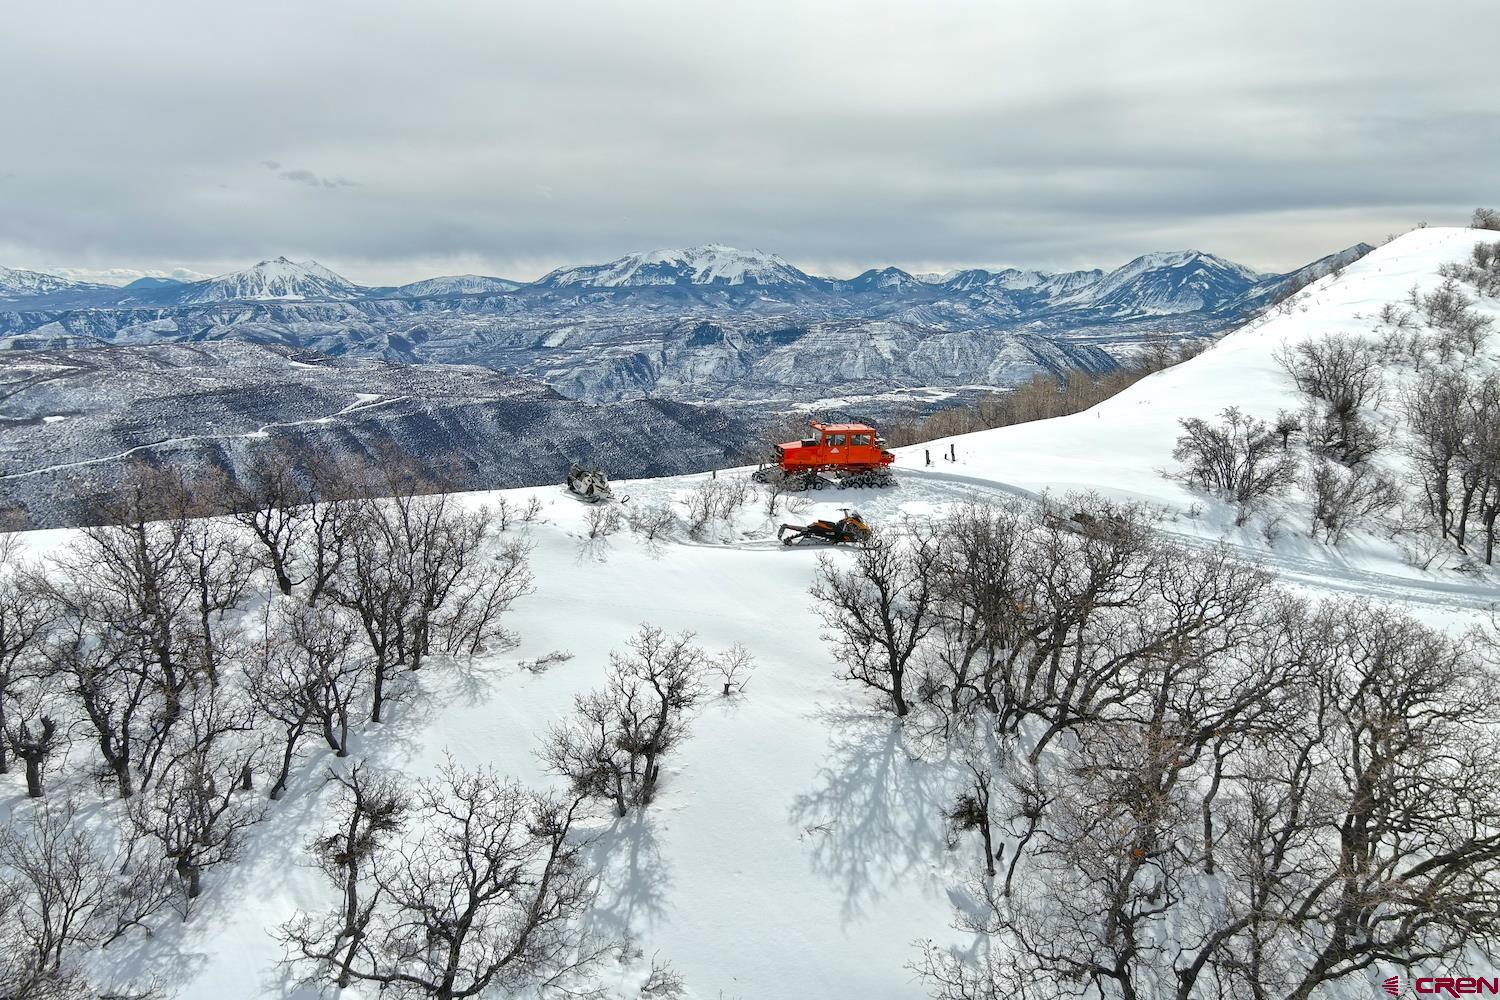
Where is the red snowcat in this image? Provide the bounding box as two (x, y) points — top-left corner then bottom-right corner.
(752, 421), (896, 490)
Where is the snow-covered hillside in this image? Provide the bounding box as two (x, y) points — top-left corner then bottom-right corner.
(893, 226), (1499, 582)
(2, 227), (1497, 1000)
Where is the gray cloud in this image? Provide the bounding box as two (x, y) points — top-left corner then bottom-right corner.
(1, 0), (1496, 285)
(262, 161), (356, 189)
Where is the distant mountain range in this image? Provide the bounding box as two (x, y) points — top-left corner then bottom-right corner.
(0, 241), (1373, 406)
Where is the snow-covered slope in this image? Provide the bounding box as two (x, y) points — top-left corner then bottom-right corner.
(893, 227), (1500, 587)
(176, 257), (367, 303)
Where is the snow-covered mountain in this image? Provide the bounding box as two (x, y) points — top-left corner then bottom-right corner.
(388, 273), (522, 298)
(537, 244), (816, 288)
(0, 265), (111, 303)
(175, 256), (367, 303)
(1056, 249), (1263, 314)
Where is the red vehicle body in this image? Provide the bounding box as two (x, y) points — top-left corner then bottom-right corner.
(776, 421), (894, 473)
(755, 421), (896, 489)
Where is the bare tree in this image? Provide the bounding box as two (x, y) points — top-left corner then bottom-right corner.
(283, 763), (601, 1000)
(248, 601), (370, 799)
(1474, 206), (1500, 231)
(0, 539), (53, 776)
(232, 451), (311, 597)
(1271, 408), (1301, 449)
(325, 496), (417, 723)
(280, 764), (410, 989)
(710, 641), (756, 696)
(178, 516), (255, 686)
(1173, 408), (1298, 522)
(542, 625), (708, 814)
(4, 712), (60, 798)
(812, 525), (941, 717)
(327, 486), (530, 721)
(1406, 366), (1470, 540)
(0, 800), (173, 998)
(127, 690), (266, 908)
(918, 598), (1500, 1000)
(1275, 334), (1383, 419)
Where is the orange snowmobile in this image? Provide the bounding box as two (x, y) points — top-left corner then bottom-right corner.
(778, 509), (872, 546)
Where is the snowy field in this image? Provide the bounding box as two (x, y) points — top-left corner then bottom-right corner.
(3, 226), (1498, 999)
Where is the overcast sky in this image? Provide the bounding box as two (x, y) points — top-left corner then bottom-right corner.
(2, 1), (1497, 285)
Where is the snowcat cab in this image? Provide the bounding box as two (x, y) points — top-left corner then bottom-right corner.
(752, 421), (896, 491)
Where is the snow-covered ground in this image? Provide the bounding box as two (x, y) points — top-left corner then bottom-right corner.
(3, 226), (1498, 999)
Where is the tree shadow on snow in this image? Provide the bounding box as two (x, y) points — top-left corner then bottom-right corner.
(788, 705), (960, 925)
(580, 810), (673, 949)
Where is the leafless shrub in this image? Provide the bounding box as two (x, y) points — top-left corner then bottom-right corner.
(625, 502), (677, 546)
(1439, 239), (1500, 298)
(520, 649), (574, 674)
(1473, 206), (1500, 231)
(682, 476), (752, 538)
(812, 525), (942, 717)
(1306, 459), (1401, 545)
(639, 954), (688, 998)
(1390, 506), (1452, 570)
(710, 642), (756, 696)
(1302, 401), (1383, 466)
(1422, 278), (1493, 356)
(542, 626), (708, 814)
(519, 496), (546, 523)
(1374, 302), (1421, 359)
(282, 762), (601, 998)
(585, 502), (623, 540)
(0, 801), (173, 999)
(1172, 407), (1299, 522)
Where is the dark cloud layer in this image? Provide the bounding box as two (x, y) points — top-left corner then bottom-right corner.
(2, 1), (1497, 284)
